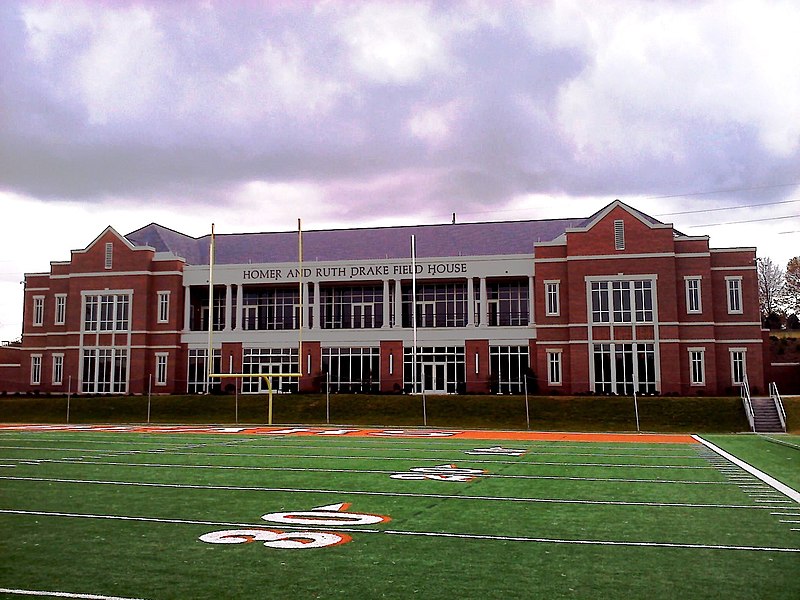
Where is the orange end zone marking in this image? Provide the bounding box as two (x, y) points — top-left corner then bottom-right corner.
(0, 424), (697, 444)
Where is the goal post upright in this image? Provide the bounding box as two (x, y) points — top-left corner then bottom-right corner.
(206, 221), (304, 425)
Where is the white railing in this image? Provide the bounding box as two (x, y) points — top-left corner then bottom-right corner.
(740, 375), (755, 432)
(769, 381), (787, 433)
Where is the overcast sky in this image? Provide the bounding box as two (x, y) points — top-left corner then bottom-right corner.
(2, 0), (799, 341)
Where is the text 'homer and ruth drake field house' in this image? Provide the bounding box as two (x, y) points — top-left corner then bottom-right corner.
(2, 200), (769, 397)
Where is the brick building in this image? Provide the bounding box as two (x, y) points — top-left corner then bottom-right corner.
(2, 200), (767, 397)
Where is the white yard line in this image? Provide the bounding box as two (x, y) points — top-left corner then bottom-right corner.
(692, 436), (800, 504)
(0, 457), (727, 485)
(1, 508), (797, 554)
(0, 588), (148, 600)
(0, 475), (782, 510)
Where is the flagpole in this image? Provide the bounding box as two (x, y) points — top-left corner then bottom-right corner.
(411, 235), (418, 395)
(207, 223), (215, 392)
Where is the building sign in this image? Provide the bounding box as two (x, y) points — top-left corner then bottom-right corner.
(241, 261), (470, 282)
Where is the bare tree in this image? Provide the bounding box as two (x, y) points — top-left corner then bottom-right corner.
(757, 257), (786, 324)
(785, 256), (800, 315)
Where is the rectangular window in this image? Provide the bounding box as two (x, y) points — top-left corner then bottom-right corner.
(322, 347), (380, 393)
(634, 281), (653, 322)
(242, 348), (299, 394)
(82, 348), (128, 393)
(105, 242), (113, 269)
(614, 220), (625, 250)
(688, 349), (705, 386)
(590, 279), (653, 323)
(726, 277), (743, 314)
(730, 349), (746, 386)
(55, 294), (67, 325)
(33, 296), (44, 326)
(547, 350), (562, 386)
(489, 345), (529, 393)
(404, 346), (466, 394)
(402, 283), (468, 328)
(591, 282), (610, 323)
(31, 355), (42, 385)
(242, 287), (299, 331)
(155, 353), (168, 386)
(187, 349), (221, 394)
(487, 281), (529, 326)
(612, 281), (632, 322)
(685, 278), (702, 314)
(52, 354), (64, 385)
(83, 293), (130, 332)
(157, 291), (170, 323)
(545, 281), (560, 317)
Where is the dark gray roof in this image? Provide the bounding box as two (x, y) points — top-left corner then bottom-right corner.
(126, 218), (586, 265)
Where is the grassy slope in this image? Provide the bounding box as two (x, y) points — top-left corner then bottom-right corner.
(0, 393), (763, 432)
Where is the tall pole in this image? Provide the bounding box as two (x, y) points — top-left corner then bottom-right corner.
(411, 235), (418, 395)
(298, 219), (303, 383)
(207, 223), (215, 393)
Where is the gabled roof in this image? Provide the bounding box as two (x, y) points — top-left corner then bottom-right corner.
(566, 199), (678, 233)
(125, 218), (586, 265)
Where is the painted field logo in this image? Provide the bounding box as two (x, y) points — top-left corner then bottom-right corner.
(199, 503), (390, 550)
(390, 464), (486, 482)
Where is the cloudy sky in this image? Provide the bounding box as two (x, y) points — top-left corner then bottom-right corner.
(1, 0), (799, 341)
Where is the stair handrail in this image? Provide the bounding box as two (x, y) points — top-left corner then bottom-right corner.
(768, 381), (787, 433)
(740, 374), (754, 432)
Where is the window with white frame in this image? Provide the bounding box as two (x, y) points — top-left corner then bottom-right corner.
(685, 277), (702, 314)
(322, 347), (380, 393)
(33, 296), (44, 326)
(590, 279), (654, 324)
(490, 345), (529, 393)
(547, 350), (562, 386)
(726, 277), (743, 314)
(31, 355), (42, 385)
(545, 281), (560, 316)
(157, 291), (170, 323)
(55, 294), (67, 325)
(155, 353), (168, 386)
(105, 242), (113, 269)
(52, 354), (64, 385)
(688, 348), (705, 386)
(82, 348), (128, 394)
(83, 293), (130, 332)
(729, 349), (746, 386)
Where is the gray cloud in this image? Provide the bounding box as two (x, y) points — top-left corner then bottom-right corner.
(1, 0), (799, 221)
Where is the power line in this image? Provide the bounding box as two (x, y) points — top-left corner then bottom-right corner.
(646, 181), (800, 200)
(654, 198), (800, 217)
(683, 214), (799, 228)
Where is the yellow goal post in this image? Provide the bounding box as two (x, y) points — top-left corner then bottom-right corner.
(206, 220), (306, 426)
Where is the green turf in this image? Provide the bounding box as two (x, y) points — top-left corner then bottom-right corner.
(0, 431), (798, 599)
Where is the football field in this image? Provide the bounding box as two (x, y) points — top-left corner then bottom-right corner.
(1, 426), (798, 599)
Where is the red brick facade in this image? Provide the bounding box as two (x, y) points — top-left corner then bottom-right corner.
(4, 202), (767, 397)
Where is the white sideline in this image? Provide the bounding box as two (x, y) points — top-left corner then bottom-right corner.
(0, 588), (147, 600)
(692, 435), (800, 504)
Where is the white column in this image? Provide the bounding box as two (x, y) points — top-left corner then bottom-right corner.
(224, 284), (232, 331)
(236, 284), (244, 331)
(467, 278), (475, 327)
(183, 286), (191, 331)
(302, 281), (310, 330)
(394, 279), (403, 328)
(479, 277), (487, 328)
(382, 280), (390, 328)
(528, 275), (535, 326)
(313, 282), (321, 329)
